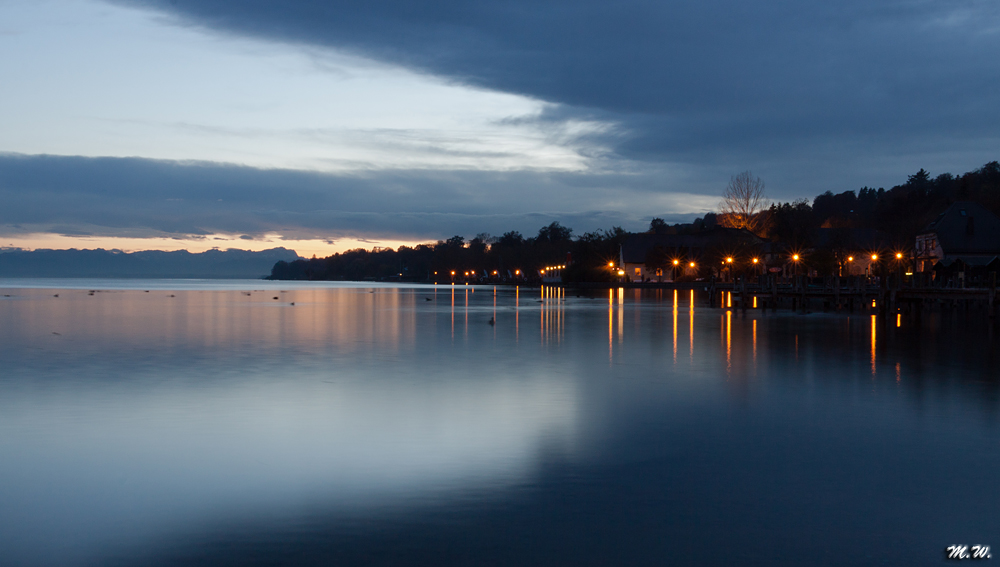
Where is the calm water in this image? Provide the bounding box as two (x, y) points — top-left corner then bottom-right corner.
(1, 280), (997, 566)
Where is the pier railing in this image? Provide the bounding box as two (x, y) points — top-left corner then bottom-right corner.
(699, 272), (998, 318)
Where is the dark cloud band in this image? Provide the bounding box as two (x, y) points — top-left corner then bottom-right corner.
(0, 153), (708, 240)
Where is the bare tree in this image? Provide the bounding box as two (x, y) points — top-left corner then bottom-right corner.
(719, 171), (769, 235)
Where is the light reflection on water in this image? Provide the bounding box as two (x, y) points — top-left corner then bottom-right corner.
(0, 281), (998, 567)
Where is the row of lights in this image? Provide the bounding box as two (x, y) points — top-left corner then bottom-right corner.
(435, 252), (907, 278)
(441, 269), (523, 277)
(722, 257), (761, 265)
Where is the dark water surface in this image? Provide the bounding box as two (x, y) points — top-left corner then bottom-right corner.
(1, 281), (997, 566)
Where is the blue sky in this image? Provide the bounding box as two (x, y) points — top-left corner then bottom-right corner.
(2, 0), (998, 255)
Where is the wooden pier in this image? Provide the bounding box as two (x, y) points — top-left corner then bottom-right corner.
(702, 272), (999, 318)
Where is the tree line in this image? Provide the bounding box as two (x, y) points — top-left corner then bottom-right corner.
(269, 223), (630, 283)
(269, 161), (1000, 282)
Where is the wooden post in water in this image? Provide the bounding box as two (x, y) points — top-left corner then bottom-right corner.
(771, 275), (778, 312)
(799, 275), (807, 313)
(741, 275), (747, 313)
(990, 271), (997, 319)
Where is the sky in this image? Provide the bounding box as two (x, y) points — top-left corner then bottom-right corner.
(1, 0), (998, 257)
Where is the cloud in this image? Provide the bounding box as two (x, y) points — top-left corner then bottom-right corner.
(5, 0), (998, 248)
(0, 153), (717, 241)
(113, 0), (1000, 177)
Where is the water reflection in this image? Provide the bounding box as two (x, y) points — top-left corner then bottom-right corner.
(672, 289), (678, 363)
(872, 314), (878, 376)
(1, 282), (998, 566)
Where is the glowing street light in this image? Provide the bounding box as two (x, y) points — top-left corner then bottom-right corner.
(871, 254), (878, 261)
(672, 259), (680, 266)
(752, 258), (759, 264)
(847, 256), (853, 262)
(792, 254), (800, 262)
(895, 252), (903, 260)
(689, 262), (696, 268)
(617, 269), (625, 276)
(608, 261), (615, 268)
(726, 257), (733, 263)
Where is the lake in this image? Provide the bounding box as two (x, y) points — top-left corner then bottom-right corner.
(1, 280), (997, 566)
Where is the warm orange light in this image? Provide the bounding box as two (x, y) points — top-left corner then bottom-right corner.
(689, 262), (696, 268)
(450, 271), (455, 275)
(617, 270), (625, 276)
(872, 254), (878, 261)
(792, 254), (800, 261)
(896, 252), (903, 259)
(515, 270), (520, 275)
(752, 258), (759, 264)
(672, 259), (679, 266)
(608, 261), (615, 267)
(493, 270), (498, 275)
(847, 256), (853, 262)
(726, 257), (733, 263)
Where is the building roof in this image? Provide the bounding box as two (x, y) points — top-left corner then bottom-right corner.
(620, 228), (762, 264)
(936, 255), (999, 268)
(920, 201), (1000, 255)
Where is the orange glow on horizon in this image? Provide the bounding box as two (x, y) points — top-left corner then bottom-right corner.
(0, 232), (429, 259)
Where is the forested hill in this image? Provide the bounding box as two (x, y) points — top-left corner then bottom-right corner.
(0, 247), (301, 278)
(267, 160), (1000, 282)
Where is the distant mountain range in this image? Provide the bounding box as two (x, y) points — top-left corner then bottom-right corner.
(0, 247), (301, 278)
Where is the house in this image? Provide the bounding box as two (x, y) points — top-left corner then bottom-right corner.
(619, 228), (764, 282)
(915, 201), (1000, 280)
